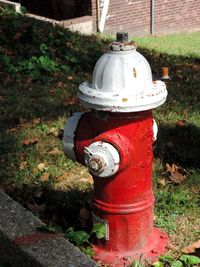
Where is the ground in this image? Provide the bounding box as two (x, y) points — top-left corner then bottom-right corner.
(0, 9), (200, 267)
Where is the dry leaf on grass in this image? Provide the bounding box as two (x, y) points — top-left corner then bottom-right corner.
(55, 81), (64, 88)
(63, 95), (77, 105)
(6, 128), (17, 133)
(22, 137), (39, 146)
(48, 127), (59, 137)
(19, 152), (27, 161)
(181, 240), (200, 254)
(163, 163), (188, 184)
(48, 147), (62, 156)
(40, 172), (50, 182)
(33, 117), (41, 125)
(19, 161), (28, 170)
(36, 163), (47, 172)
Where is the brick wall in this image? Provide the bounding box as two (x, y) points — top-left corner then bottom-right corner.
(104, 0), (151, 36)
(154, 0), (200, 34)
(94, 0), (200, 36)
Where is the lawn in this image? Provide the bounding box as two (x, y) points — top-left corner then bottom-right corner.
(0, 10), (200, 266)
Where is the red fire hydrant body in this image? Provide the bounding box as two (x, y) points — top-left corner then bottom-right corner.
(63, 32), (169, 266)
(74, 111), (168, 265)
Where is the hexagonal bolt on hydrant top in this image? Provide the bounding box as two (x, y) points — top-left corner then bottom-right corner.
(63, 32), (169, 267)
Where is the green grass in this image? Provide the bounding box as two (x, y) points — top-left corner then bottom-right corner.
(0, 10), (200, 265)
(134, 32), (200, 57)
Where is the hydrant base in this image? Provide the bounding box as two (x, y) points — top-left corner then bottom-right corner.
(92, 227), (169, 267)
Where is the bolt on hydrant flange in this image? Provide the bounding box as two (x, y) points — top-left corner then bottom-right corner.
(63, 32), (169, 266)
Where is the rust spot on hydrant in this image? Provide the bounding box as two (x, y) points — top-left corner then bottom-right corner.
(133, 67), (137, 78)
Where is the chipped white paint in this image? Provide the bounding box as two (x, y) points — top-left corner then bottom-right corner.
(63, 112), (84, 161)
(84, 141), (120, 178)
(78, 46), (167, 112)
(153, 119), (158, 141)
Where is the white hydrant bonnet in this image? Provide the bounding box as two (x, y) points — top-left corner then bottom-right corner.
(78, 32), (167, 112)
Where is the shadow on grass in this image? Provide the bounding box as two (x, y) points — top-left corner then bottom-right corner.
(0, 13), (200, 233)
(7, 183), (93, 231)
(155, 123), (200, 170)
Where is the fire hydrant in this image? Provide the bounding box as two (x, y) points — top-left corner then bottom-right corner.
(63, 32), (169, 266)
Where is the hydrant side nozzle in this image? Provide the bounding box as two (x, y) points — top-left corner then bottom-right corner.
(84, 141), (120, 178)
(63, 112), (85, 161)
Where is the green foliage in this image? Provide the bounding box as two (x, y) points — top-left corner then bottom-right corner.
(65, 228), (90, 246)
(179, 255), (200, 266)
(80, 246), (94, 257)
(153, 261), (164, 267)
(130, 255), (145, 267)
(91, 223), (106, 239)
(155, 254), (200, 267)
(64, 223), (106, 257)
(171, 261), (183, 267)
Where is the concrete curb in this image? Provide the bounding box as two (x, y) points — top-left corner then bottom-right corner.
(0, 190), (97, 267)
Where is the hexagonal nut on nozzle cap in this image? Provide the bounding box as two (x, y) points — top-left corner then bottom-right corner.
(116, 32), (128, 43)
(88, 157), (105, 172)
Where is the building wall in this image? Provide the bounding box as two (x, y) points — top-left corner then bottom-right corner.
(97, 0), (200, 36)
(154, 0), (200, 34)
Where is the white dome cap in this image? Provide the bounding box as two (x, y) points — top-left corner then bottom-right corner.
(78, 34), (167, 112)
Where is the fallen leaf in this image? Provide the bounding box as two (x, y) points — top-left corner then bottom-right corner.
(22, 137), (39, 146)
(19, 161), (28, 170)
(167, 243), (178, 251)
(177, 119), (186, 126)
(157, 177), (167, 186)
(37, 163), (47, 172)
(33, 118), (41, 124)
(56, 81), (64, 88)
(19, 152), (27, 161)
(163, 163), (188, 184)
(6, 127), (17, 133)
(181, 240), (200, 254)
(40, 172), (50, 182)
(48, 147), (62, 156)
(48, 127), (59, 137)
(63, 95), (77, 106)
